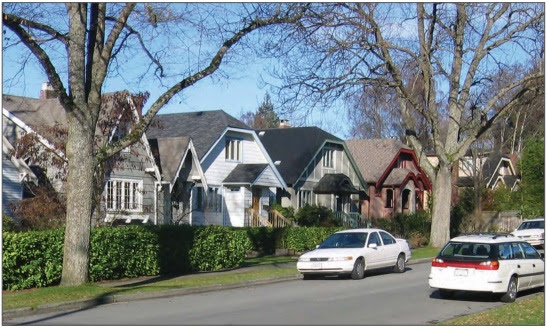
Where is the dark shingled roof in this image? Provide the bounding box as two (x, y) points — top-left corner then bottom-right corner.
(223, 164), (268, 184)
(313, 173), (361, 194)
(257, 127), (342, 185)
(146, 110), (250, 160)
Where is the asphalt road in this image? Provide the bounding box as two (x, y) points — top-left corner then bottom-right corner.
(5, 262), (543, 326)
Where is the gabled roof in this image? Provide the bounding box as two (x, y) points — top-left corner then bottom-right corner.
(146, 110), (250, 160)
(148, 136), (190, 183)
(313, 173), (361, 194)
(346, 138), (431, 191)
(3, 92), (161, 181)
(257, 127), (342, 185)
(346, 138), (410, 183)
(223, 164), (268, 184)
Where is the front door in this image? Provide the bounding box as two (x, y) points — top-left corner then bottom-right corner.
(252, 187), (261, 213)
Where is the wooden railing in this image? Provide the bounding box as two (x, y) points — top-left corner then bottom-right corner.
(244, 208), (272, 227)
(244, 208), (296, 228)
(269, 209), (297, 228)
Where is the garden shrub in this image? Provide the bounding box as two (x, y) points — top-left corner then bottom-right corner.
(294, 204), (340, 227)
(2, 229), (64, 290)
(189, 226), (252, 271)
(277, 226), (346, 252)
(244, 227), (277, 255)
(371, 211), (431, 246)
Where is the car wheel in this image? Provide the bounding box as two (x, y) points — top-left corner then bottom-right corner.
(351, 258), (365, 280)
(439, 289), (454, 299)
(500, 276), (518, 303)
(394, 253), (406, 273)
(303, 274), (315, 280)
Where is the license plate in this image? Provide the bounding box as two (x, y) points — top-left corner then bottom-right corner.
(454, 269), (468, 276)
(311, 262), (322, 269)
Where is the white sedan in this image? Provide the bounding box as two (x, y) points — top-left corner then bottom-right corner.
(297, 228), (412, 280)
(511, 218), (544, 248)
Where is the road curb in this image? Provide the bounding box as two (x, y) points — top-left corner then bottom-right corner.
(3, 259), (433, 321)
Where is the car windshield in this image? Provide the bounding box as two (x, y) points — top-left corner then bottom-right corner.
(439, 242), (492, 259)
(517, 220), (544, 230)
(318, 233), (367, 249)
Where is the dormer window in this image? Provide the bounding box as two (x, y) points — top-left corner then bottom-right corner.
(225, 138), (242, 162)
(322, 149), (335, 168)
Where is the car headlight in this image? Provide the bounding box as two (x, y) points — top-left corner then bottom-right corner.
(298, 257), (309, 262)
(328, 256), (353, 261)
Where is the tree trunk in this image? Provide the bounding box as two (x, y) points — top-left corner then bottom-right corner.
(61, 113), (95, 286)
(430, 164), (452, 247)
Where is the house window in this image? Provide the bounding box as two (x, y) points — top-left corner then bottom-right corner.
(206, 187), (222, 212)
(111, 129), (131, 153)
(225, 139), (242, 162)
(195, 187), (204, 211)
(106, 179), (142, 211)
(322, 149), (335, 168)
(385, 189), (394, 208)
(299, 190), (312, 208)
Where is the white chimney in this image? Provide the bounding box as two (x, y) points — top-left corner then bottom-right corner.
(279, 119), (291, 128)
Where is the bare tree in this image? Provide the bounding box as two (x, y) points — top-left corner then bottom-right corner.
(263, 3), (544, 246)
(3, 3), (307, 286)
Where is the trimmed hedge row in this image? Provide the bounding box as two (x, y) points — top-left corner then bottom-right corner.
(2, 225), (340, 291)
(3, 225), (253, 290)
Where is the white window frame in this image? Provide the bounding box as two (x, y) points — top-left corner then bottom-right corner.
(225, 138), (242, 162)
(106, 179), (143, 212)
(322, 149), (335, 169)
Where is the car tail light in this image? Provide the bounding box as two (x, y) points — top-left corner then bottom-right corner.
(432, 258), (446, 267)
(477, 260), (499, 270)
(431, 258), (499, 270)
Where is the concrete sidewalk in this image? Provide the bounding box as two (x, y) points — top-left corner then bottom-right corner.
(2, 258), (433, 321)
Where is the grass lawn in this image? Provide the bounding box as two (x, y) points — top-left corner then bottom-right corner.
(441, 294), (545, 326)
(411, 246), (441, 260)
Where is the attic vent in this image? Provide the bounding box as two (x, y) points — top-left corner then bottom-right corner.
(259, 131), (265, 136)
(274, 160), (281, 166)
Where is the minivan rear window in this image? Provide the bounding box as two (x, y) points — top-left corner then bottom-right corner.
(440, 242), (492, 259)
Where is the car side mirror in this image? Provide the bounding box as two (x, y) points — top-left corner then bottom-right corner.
(368, 243), (377, 248)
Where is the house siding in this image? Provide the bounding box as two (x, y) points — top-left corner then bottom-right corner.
(288, 143), (362, 213)
(2, 115), (65, 193)
(2, 152), (22, 217)
(202, 132), (267, 186)
(98, 139), (157, 225)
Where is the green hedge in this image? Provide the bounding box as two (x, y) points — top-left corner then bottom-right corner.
(2, 225), (346, 291)
(3, 225), (252, 291)
(275, 226), (346, 251)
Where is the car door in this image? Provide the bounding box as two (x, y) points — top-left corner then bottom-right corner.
(519, 242), (545, 288)
(365, 231), (383, 269)
(510, 242), (532, 290)
(378, 231), (399, 267)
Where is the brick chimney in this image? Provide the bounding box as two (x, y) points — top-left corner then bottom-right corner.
(279, 119), (291, 128)
(39, 82), (58, 100)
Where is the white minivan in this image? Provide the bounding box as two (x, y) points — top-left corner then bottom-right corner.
(429, 233), (544, 302)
